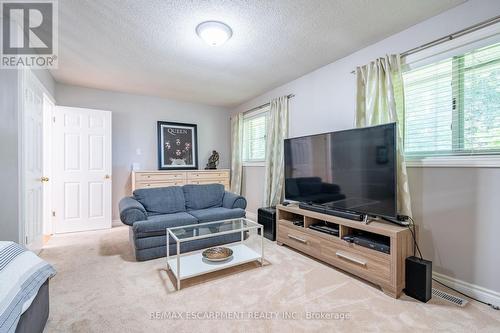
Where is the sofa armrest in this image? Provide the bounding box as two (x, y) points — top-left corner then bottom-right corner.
(322, 183), (341, 193)
(119, 197), (147, 226)
(222, 191), (247, 210)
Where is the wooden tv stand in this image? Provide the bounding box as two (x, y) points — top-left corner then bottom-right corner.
(276, 205), (413, 298)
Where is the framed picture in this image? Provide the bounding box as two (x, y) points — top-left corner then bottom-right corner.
(157, 121), (198, 170)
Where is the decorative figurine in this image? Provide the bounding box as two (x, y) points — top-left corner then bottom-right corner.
(205, 150), (220, 169)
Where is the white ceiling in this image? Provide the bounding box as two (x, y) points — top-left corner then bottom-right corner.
(52, 0), (465, 107)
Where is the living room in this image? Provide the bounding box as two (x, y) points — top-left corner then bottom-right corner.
(1, 0), (500, 332)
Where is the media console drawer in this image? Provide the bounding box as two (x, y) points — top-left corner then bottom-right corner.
(279, 222), (391, 284)
(278, 224), (321, 257)
(320, 239), (391, 283)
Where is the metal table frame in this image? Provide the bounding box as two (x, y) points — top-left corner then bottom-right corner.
(166, 218), (264, 290)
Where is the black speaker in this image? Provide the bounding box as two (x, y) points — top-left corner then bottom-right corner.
(405, 256), (432, 302)
(257, 207), (276, 241)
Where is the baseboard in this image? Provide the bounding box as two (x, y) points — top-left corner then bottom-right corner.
(112, 219), (124, 227)
(246, 211), (257, 221)
(433, 271), (500, 306)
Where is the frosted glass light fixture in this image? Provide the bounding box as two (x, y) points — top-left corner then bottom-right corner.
(196, 21), (232, 46)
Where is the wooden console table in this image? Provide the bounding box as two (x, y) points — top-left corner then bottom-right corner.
(276, 205), (413, 298)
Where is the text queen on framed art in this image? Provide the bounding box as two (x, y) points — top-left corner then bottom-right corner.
(157, 121), (198, 170)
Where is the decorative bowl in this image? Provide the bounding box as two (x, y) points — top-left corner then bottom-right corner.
(202, 247), (233, 262)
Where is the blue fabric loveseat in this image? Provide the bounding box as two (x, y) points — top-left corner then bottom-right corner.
(119, 184), (247, 261)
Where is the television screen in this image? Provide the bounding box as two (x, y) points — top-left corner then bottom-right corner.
(284, 123), (397, 218)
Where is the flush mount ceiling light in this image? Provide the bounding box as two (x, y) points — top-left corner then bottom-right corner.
(196, 21), (233, 46)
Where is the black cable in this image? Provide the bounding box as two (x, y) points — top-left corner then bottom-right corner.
(402, 215), (499, 310)
(406, 216), (423, 260)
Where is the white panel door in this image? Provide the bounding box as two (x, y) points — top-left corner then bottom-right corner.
(54, 107), (112, 233)
(22, 70), (45, 251)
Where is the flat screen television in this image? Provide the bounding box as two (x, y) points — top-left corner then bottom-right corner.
(284, 123), (397, 219)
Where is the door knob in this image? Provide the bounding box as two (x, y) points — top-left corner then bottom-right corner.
(105, 174), (111, 179)
(40, 176), (49, 182)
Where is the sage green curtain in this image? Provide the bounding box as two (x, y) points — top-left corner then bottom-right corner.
(355, 54), (412, 217)
(263, 96), (289, 207)
(230, 113), (243, 194)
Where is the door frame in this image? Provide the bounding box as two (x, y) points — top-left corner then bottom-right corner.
(43, 94), (55, 236)
(18, 68), (56, 248)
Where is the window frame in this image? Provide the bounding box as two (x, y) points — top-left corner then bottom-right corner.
(403, 41), (500, 168)
(241, 106), (269, 167)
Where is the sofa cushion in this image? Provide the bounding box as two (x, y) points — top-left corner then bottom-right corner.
(188, 207), (246, 223)
(182, 184), (225, 210)
(133, 186), (186, 214)
(132, 212), (197, 237)
(297, 177), (323, 195)
(132, 232), (243, 251)
(299, 181), (323, 195)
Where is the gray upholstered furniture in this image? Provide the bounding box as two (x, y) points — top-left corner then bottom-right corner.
(119, 184), (247, 261)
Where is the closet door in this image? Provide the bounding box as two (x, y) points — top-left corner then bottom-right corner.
(53, 106), (112, 233)
(22, 70), (45, 251)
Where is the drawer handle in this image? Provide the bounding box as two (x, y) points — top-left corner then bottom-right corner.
(336, 252), (366, 266)
(288, 234), (307, 244)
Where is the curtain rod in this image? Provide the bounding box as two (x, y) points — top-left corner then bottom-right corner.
(244, 93), (295, 114)
(350, 14), (500, 74)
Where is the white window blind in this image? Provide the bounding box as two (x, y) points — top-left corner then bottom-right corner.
(242, 109), (268, 162)
(402, 42), (500, 158)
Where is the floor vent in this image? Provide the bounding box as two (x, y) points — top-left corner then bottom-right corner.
(432, 288), (468, 307)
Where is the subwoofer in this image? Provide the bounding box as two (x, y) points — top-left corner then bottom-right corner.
(404, 256), (432, 302)
(257, 207), (276, 241)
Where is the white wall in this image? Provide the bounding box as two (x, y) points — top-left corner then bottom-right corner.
(55, 84), (231, 220)
(232, 0), (500, 295)
(241, 166), (266, 219)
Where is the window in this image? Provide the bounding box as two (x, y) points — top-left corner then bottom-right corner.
(242, 108), (268, 163)
(402, 42), (500, 159)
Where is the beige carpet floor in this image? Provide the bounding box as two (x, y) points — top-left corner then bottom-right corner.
(39, 226), (500, 333)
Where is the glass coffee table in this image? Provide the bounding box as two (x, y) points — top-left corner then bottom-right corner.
(166, 218), (264, 290)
